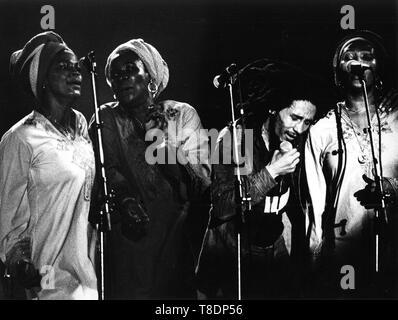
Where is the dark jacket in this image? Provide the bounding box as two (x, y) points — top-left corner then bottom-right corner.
(196, 113), (308, 298)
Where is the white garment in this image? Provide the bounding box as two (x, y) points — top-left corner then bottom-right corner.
(0, 110), (97, 300)
(305, 94), (398, 263)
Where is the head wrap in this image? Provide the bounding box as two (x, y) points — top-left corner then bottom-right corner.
(105, 38), (169, 98)
(10, 31), (72, 100)
(237, 58), (332, 119)
(332, 30), (388, 88)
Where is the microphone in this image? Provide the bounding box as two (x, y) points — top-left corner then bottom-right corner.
(273, 141), (294, 202)
(342, 60), (371, 76)
(213, 63), (238, 89)
(279, 141), (293, 154)
(79, 57), (89, 68)
(274, 141), (293, 164)
(79, 51), (96, 73)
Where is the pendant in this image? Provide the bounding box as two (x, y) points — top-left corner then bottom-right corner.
(358, 153), (368, 164)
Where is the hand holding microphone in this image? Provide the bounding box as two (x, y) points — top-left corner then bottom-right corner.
(278, 141), (294, 157)
(266, 141), (300, 179)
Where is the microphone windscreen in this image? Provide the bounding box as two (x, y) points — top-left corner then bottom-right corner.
(280, 141), (293, 153)
(343, 60), (371, 73)
(213, 75), (221, 88)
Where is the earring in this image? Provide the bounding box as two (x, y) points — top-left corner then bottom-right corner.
(148, 80), (158, 97)
(375, 77), (383, 92)
(334, 72), (344, 90)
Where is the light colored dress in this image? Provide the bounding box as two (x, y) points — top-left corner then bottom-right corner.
(0, 110), (97, 300)
(305, 90), (398, 279)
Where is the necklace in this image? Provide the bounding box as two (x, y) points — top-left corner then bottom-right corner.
(134, 117), (144, 129)
(343, 105), (369, 164)
(46, 115), (75, 140)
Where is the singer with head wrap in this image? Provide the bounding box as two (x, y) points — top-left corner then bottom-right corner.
(0, 32), (97, 299)
(89, 38), (211, 299)
(305, 30), (398, 298)
(195, 59), (328, 299)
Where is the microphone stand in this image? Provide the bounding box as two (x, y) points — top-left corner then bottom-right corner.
(224, 70), (252, 300)
(358, 75), (388, 278)
(81, 51), (113, 300)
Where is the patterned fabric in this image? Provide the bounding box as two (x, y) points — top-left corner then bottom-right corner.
(105, 39), (169, 98)
(9, 32), (70, 100)
(89, 99), (210, 299)
(305, 89), (398, 293)
(0, 110), (97, 300)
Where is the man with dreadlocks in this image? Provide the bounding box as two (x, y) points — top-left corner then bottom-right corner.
(195, 59), (329, 299)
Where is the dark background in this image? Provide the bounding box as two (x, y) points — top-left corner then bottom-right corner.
(0, 0), (396, 136)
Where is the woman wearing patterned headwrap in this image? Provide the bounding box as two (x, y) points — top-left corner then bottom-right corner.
(90, 39), (211, 299)
(0, 32), (97, 299)
(305, 30), (398, 298)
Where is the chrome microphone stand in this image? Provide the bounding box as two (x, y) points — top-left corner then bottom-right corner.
(81, 51), (113, 300)
(222, 69), (252, 300)
(357, 72), (388, 276)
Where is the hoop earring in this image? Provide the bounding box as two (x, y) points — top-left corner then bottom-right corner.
(148, 80), (158, 97)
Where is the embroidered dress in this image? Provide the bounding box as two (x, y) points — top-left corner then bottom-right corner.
(305, 90), (398, 290)
(0, 110), (97, 300)
(91, 99), (211, 299)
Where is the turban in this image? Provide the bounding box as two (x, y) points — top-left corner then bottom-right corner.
(10, 31), (72, 100)
(105, 38), (169, 98)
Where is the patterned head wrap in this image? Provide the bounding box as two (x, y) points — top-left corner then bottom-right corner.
(105, 38), (169, 98)
(10, 31), (73, 101)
